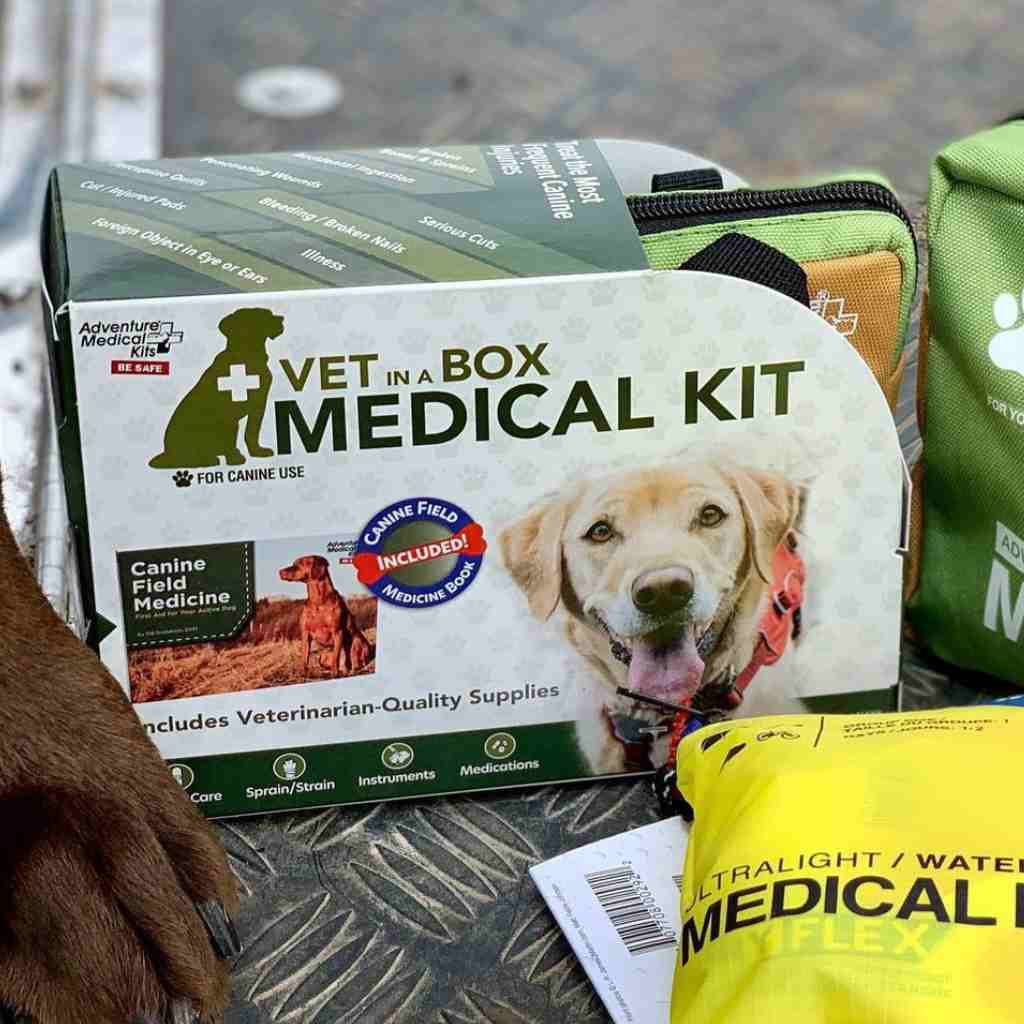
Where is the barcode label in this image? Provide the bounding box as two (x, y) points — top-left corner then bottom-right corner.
(585, 864), (677, 955)
(532, 818), (689, 1024)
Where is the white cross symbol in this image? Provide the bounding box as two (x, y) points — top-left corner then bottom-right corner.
(217, 363), (261, 402)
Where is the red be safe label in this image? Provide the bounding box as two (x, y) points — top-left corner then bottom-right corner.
(111, 360), (170, 376)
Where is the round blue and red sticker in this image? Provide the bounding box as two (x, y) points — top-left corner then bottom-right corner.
(354, 497), (487, 607)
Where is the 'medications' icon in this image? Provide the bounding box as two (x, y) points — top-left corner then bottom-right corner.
(484, 732), (517, 760)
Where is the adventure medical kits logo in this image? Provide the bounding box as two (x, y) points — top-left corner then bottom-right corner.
(79, 316), (185, 377)
(354, 497), (486, 608)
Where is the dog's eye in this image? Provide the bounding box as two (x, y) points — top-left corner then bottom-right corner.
(699, 504), (726, 528)
(585, 520), (615, 543)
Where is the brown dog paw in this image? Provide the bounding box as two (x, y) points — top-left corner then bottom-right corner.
(0, 596), (240, 1019)
(0, 495), (242, 1022)
(0, 782), (239, 1024)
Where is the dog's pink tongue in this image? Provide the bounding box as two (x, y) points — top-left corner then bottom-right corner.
(627, 625), (705, 703)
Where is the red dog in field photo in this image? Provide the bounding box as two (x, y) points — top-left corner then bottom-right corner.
(279, 555), (375, 677)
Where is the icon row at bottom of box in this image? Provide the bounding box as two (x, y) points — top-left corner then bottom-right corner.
(167, 731), (520, 789)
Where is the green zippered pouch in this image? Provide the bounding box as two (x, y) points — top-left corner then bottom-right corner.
(629, 175), (918, 409)
(908, 120), (1024, 681)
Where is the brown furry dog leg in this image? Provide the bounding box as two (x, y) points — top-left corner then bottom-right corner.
(0, 481), (240, 1023)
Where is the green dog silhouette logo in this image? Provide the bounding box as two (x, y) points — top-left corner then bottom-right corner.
(150, 307), (285, 469)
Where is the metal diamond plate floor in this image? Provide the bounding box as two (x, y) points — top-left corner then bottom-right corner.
(221, 785), (662, 1023)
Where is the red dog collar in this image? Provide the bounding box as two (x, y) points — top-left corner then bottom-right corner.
(736, 529), (805, 691)
(667, 532), (806, 762)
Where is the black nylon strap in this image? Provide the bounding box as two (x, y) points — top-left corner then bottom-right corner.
(651, 167), (724, 193)
(678, 231), (809, 308)
(652, 765), (694, 821)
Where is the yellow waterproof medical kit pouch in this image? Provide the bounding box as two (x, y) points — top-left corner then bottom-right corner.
(671, 707), (1024, 1023)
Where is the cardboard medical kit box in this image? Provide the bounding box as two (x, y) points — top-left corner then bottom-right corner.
(40, 139), (909, 817)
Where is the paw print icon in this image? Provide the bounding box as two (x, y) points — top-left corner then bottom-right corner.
(990, 291), (1024, 376)
(173, 470), (193, 488)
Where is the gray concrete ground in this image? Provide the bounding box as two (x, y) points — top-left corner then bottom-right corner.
(166, 0), (1020, 198)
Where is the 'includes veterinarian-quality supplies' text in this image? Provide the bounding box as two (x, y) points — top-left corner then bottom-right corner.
(41, 142), (908, 816)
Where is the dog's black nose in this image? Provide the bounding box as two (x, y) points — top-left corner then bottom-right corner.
(632, 567), (694, 615)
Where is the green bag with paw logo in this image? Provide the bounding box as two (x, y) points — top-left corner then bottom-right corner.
(908, 119), (1024, 682)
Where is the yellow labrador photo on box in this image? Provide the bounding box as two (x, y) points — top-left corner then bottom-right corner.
(500, 457), (809, 774)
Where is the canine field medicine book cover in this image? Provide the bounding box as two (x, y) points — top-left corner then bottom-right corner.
(41, 145), (907, 817)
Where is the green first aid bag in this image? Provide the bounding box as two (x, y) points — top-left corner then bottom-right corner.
(908, 120), (1024, 681)
(631, 173), (918, 409)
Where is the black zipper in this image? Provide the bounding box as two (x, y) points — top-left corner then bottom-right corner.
(627, 181), (917, 252)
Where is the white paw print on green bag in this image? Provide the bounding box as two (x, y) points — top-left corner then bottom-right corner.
(989, 290), (1024, 376)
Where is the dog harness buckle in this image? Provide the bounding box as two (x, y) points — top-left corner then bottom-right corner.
(604, 709), (671, 771)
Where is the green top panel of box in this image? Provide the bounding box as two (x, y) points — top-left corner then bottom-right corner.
(47, 141), (649, 302)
